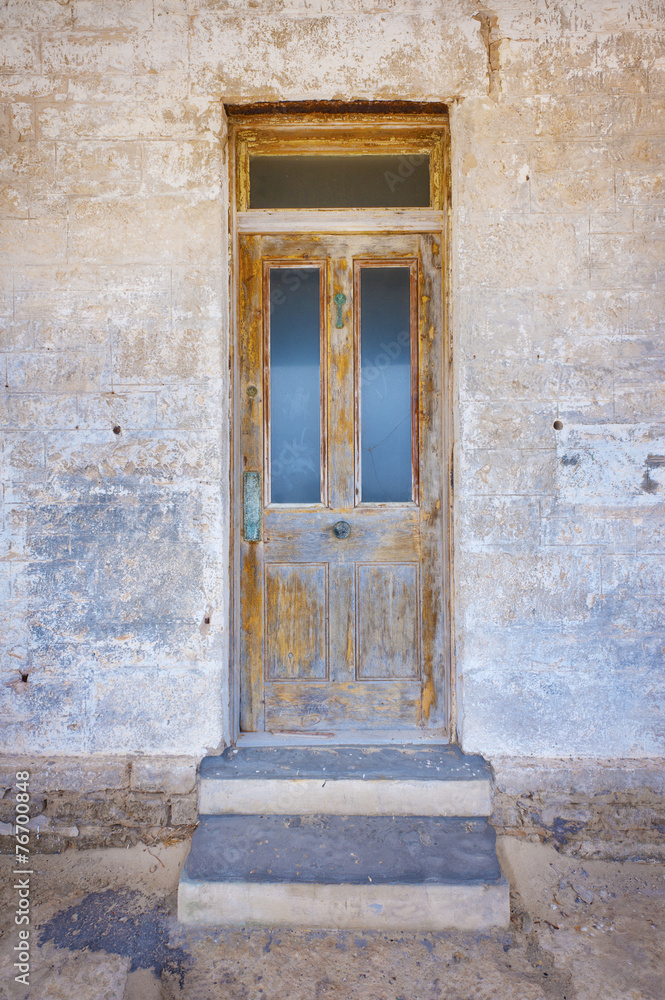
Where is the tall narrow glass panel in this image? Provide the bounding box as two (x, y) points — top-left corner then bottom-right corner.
(360, 267), (413, 503)
(269, 267), (321, 504)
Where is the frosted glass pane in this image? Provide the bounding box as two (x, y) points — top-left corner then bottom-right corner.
(269, 268), (321, 504)
(360, 268), (413, 503)
(250, 155), (430, 208)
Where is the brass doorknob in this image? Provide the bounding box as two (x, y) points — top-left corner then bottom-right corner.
(333, 520), (351, 539)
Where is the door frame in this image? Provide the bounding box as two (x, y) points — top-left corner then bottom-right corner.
(226, 106), (455, 745)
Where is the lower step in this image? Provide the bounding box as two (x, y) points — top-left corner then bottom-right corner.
(178, 814), (510, 931)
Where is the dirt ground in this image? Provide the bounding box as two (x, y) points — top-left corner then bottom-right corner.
(0, 835), (663, 1000)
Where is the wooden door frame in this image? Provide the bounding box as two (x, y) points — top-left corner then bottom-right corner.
(226, 106), (455, 745)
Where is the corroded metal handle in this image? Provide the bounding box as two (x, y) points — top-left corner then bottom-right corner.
(333, 520), (351, 539)
(334, 292), (346, 328)
(243, 472), (261, 542)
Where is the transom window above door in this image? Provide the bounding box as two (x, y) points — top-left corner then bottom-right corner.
(232, 113), (447, 214)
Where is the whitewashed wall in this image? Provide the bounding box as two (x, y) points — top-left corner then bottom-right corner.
(1, 0), (663, 766)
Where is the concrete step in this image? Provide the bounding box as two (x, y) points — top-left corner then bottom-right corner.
(199, 745), (491, 817)
(178, 814), (510, 931)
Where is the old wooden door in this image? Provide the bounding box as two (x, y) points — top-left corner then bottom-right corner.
(238, 231), (446, 734)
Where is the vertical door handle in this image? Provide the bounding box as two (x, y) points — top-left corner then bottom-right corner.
(334, 292), (346, 328)
(243, 471), (261, 542)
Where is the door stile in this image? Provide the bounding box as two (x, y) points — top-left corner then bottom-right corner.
(327, 256), (355, 511)
(239, 234), (265, 733)
(417, 233), (446, 727)
(327, 254), (356, 683)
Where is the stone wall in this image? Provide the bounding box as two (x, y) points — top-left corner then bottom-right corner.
(0, 0), (664, 845)
(0, 755), (198, 850)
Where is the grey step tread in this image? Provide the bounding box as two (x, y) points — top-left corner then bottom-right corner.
(200, 745), (489, 782)
(183, 815), (502, 885)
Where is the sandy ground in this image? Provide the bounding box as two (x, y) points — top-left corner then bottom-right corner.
(0, 836), (663, 1000)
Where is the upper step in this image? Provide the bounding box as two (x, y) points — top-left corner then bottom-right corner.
(199, 744), (491, 817)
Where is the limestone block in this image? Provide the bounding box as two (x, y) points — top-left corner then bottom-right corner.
(530, 168), (616, 213)
(0, 674), (89, 754)
(636, 515), (665, 552)
(0, 391), (78, 430)
(141, 140), (223, 192)
(77, 391), (157, 431)
(7, 351), (111, 392)
(530, 289), (630, 358)
(499, 36), (593, 97)
(457, 142), (530, 214)
(460, 95), (609, 144)
(457, 549), (600, 626)
(66, 69), (190, 102)
(42, 25), (188, 78)
(1, 431), (45, 481)
(461, 401), (556, 451)
(555, 423), (665, 506)
(88, 665), (224, 754)
(540, 507), (637, 551)
(589, 31), (663, 95)
(45, 427), (222, 484)
(461, 658), (662, 758)
(189, 11), (487, 100)
(457, 496), (541, 551)
(552, 399), (613, 426)
(0, 218), (66, 263)
(38, 100), (224, 141)
(460, 356), (613, 404)
(72, 0), (155, 30)
(0, 31), (40, 74)
(456, 289), (531, 360)
(10, 102), (34, 140)
(589, 210), (635, 233)
(617, 169), (665, 206)
(0, 179), (28, 218)
(458, 447), (557, 496)
(51, 791), (169, 827)
(113, 321), (223, 383)
(172, 266), (225, 324)
(68, 194), (223, 264)
(599, 592), (665, 632)
(458, 216), (585, 289)
(15, 292), (109, 353)
(0, 139), (56, 186)
(55, 141), (142, 198)
(0, 74), (66, 99)
(11, 756), (131, 793)
(0, 502), (27, 559)
(130, 756), (197, 794)
(155, 384), (224, 431)
(602, 554), (665, 598)
(0, 268), (13, 319)
(170, 796), (198, 825)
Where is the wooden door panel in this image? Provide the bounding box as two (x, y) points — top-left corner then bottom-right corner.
(263, 507), (420, 563)
(264, 681), (422, 731)
(356, 563), (420, 680)
(264, 563), (328, 681)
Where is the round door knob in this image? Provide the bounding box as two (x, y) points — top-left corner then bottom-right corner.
(333, 520), (351, 539)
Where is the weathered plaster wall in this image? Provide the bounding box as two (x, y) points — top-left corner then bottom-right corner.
(0, 1), (664, 785)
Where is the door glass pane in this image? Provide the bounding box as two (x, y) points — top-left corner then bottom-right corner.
(250, 155), (430, 209)
(269, 267), (321, 504)
(360, 267), (413, 503)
